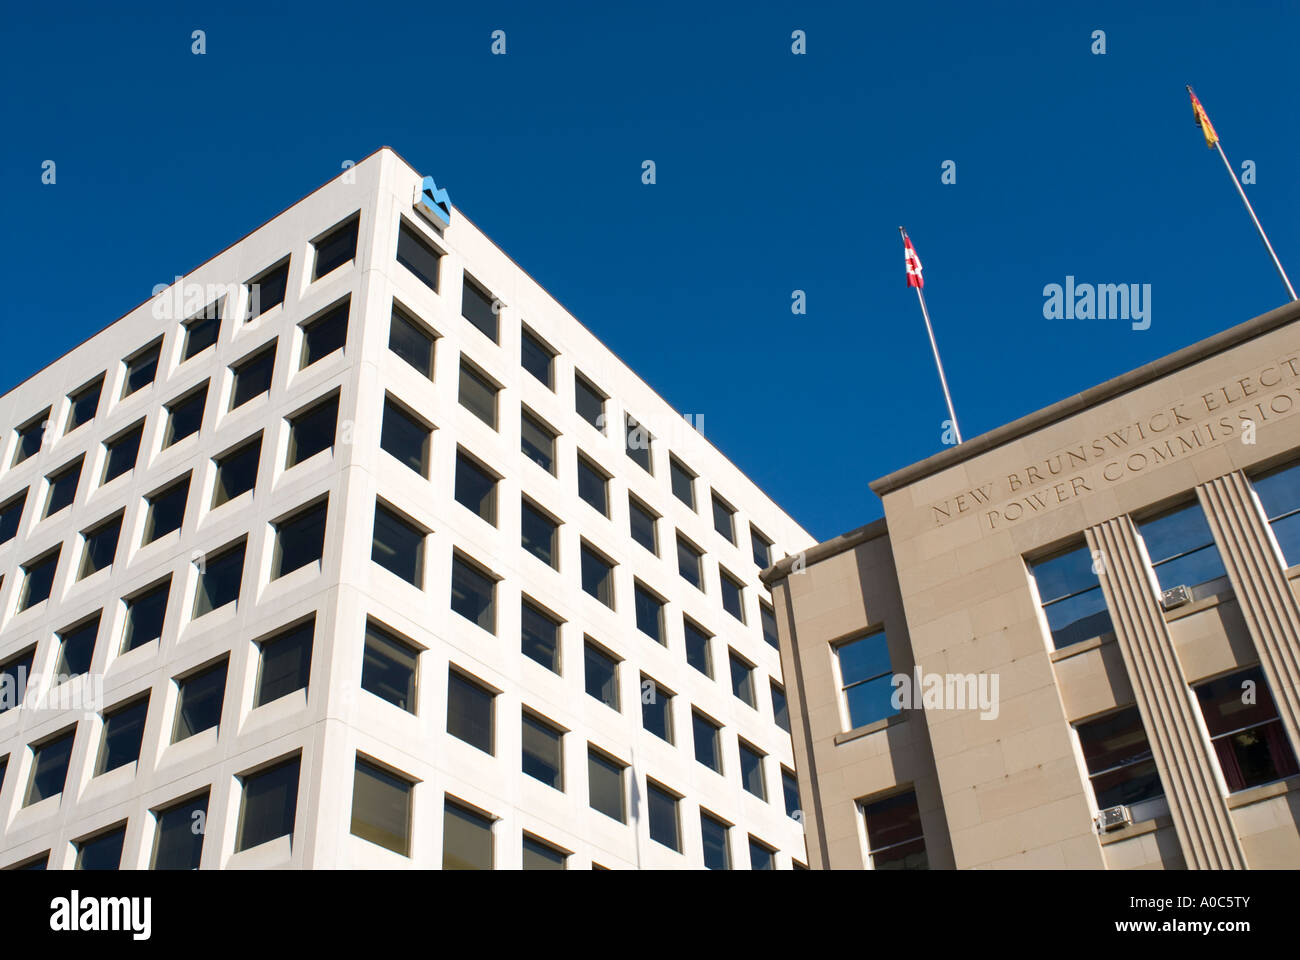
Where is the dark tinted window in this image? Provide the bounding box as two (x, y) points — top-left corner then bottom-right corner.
(371, 504), (424, 586)
(123, 579), (170, 652)
(1030, 544), (1114, 650)
(0, 491), (26, 543)
(247, 259), (289, 319)
(625, 414), (652, 473)
(641, 678), (672, 742)
(447, 671), (494, 754)
(56, 615), (100, 677)
(635, 584), (664, 643)
(629, 498), (657, 554)
(521, 329), (554, 388)
(362, 622), (419, 712)
(521, 500), (557, 567)
(44, 458), (82, 517)
(103, 423), (144, 483)
(182, 304), (221, 361)
(647, 782), (680, 851)
(26, 729), (76, 805)
(455, 452), (498, 524)
(577, 455), (608, 515)
(670, 459), (695, 509)
(693, 712), (721, 772)
(521, 600), (560, 673)
(677, 536), (703, 589)
(152, 793), (208, 869)
(76, 826), (126, 870)
(581, 544), (614, 607)
(389, 306), (435, 377)
(122, 343), (160, 397)
(144, 475), (190, 543)
(587, 749), (625, 822)
(382, 398), (430, 476)
(12, 414), (46, 465)
(522, 712), (563, 789)
(213, 436), (261, 506)
(451, 555), (496, 632)
(584, 643), (619, 709)
(236, 757), (300, 852)
(67, 378), (104, 431)
(96, 697), (149, 775)
(461, 275), (499, 341)
(701, 812), (730, 869)
(520, 409), (556, 474)
(351, 758), (413, 855)
(287, 394), (338, 466)
(273, 502), (328, 578)
(79, 514), (122, 579)
(313, 217), (359, 280)
(396, 222), (441, 291)
(256, 620), (314, 706)
(0, 648), (34, 714)
(720, 570), (746, 622)
(173, 661), (228, 741)
(739, 741), (766, 799)
(712, 496), (735, 543)
(458, 361), (498, 428)
(574, 374), (605, 431)
(230, 344), (276, 409)
(300, 301), (349, 368)
(684, 620), (712, 677)
(20, 549), (60, 610)
(193, 542), (245, 616)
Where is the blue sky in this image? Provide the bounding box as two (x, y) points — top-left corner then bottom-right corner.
(3, 0), (1297, 541)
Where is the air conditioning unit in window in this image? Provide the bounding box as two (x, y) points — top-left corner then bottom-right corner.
(1095, 805), (1132, 832)
(1160, 585), (1192, 610)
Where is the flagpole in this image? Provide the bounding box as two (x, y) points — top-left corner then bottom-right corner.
(900, 226), (963, 444)
(1188, 85), (1297, 301)
(1211, 140), (1297, 300)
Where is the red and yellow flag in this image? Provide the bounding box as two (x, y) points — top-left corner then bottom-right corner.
(1187, 86), (1219, 148)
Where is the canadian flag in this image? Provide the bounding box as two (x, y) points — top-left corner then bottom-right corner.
(903, 232), (924, 289)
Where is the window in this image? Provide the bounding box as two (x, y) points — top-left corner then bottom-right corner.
(193, 541), (245, 616)
(730, 651), (756, 707)
(272, 501), (327, 579)
(684, 619), (712, 677)
(1195, 666), (1299, 792)
(587, 748), (626, 822)
(700, 812), (730, 869)
(1252, 461), (1300, 567)
(96, 696), (149, 775)
(455, 450), (498, 524)
(236, 756), (300, 852)
(677, 534), (703, 589)
(362, 621), (419, 712)
(523, 835), (567, 870)
(641, 676), (673, 743)
(44, 457), (83, 517)
(0, 648), (34, 714)
(634, 582), (665, 643)
(748, 837), (775, 870)
(584, 641), (619, 710)
(580, 542), (615, 608)
(625, 414), (652, 473)
(230, 343), (275, 409)
(12, 412), (46, 466)
(647, 781), (680, 851)
(246, 258), (289, 319)
(670, 457), (695, 509)
(861, 789), (928, 870)
(151, 792), (208, 869)
(56, 615), (99, 678)
(381, 398), (431, 476)
(521, 599), (560, 673)
(712, 495), (735, 543)
(312, 215), (358, 280)
(300, 300), (349, 369)
(25, 728), (75, 805)
(389, 304), (436, 377)
(396, 221), (441, 291)
(182, 303), (221, 361)
(1139, 502), (1229, 595)
(520, 408), (556, 474)
(76, 825), (127, 870)
(720, 569), (746, 622)
(451, 553), (496, 632)
(751, 526), (772, 568)
(837, 632), (897, 730)
(212, 435), (261, 506)
(576, 453), (608, 516)
(461, 275), (499, 341)
(1076, 706), (1164, 808)
(522, 711), (564, 790)
(771, 681), (790, 733)
(574, 373), (606, 432)
(521, 328), (555, 388)
(693, 711), (722, 773)
(447, 670), (494, 754)
(352, 757), (414, 856)
(102, 421), (144, 483)
(1029, 543), (1113, 649)
(67, 378), (103, 432)
(19, 549), (59, 610)
(371, 503), (424, 587)
(144, 474), (190, 543)
(521, 498), (558, 567)
(0, 490), (25, 543)
(255, 619), (314, 706)
(173, 661), (228, 741)
(122, 342), (160, 398)
(458, 360), (498, 429)
(739, 741), (767, 800)
(782, 768), (801, 819)
(79, 514), (122, 579)
(286, 393), (338, 466)
(629, 496), (658, 554)
(760, 601), (779, 649)
(443, 800), (494, 870)
(123, 578), (170, 652)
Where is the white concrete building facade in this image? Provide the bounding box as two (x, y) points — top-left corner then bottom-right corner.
(0, 148), (815, 870)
